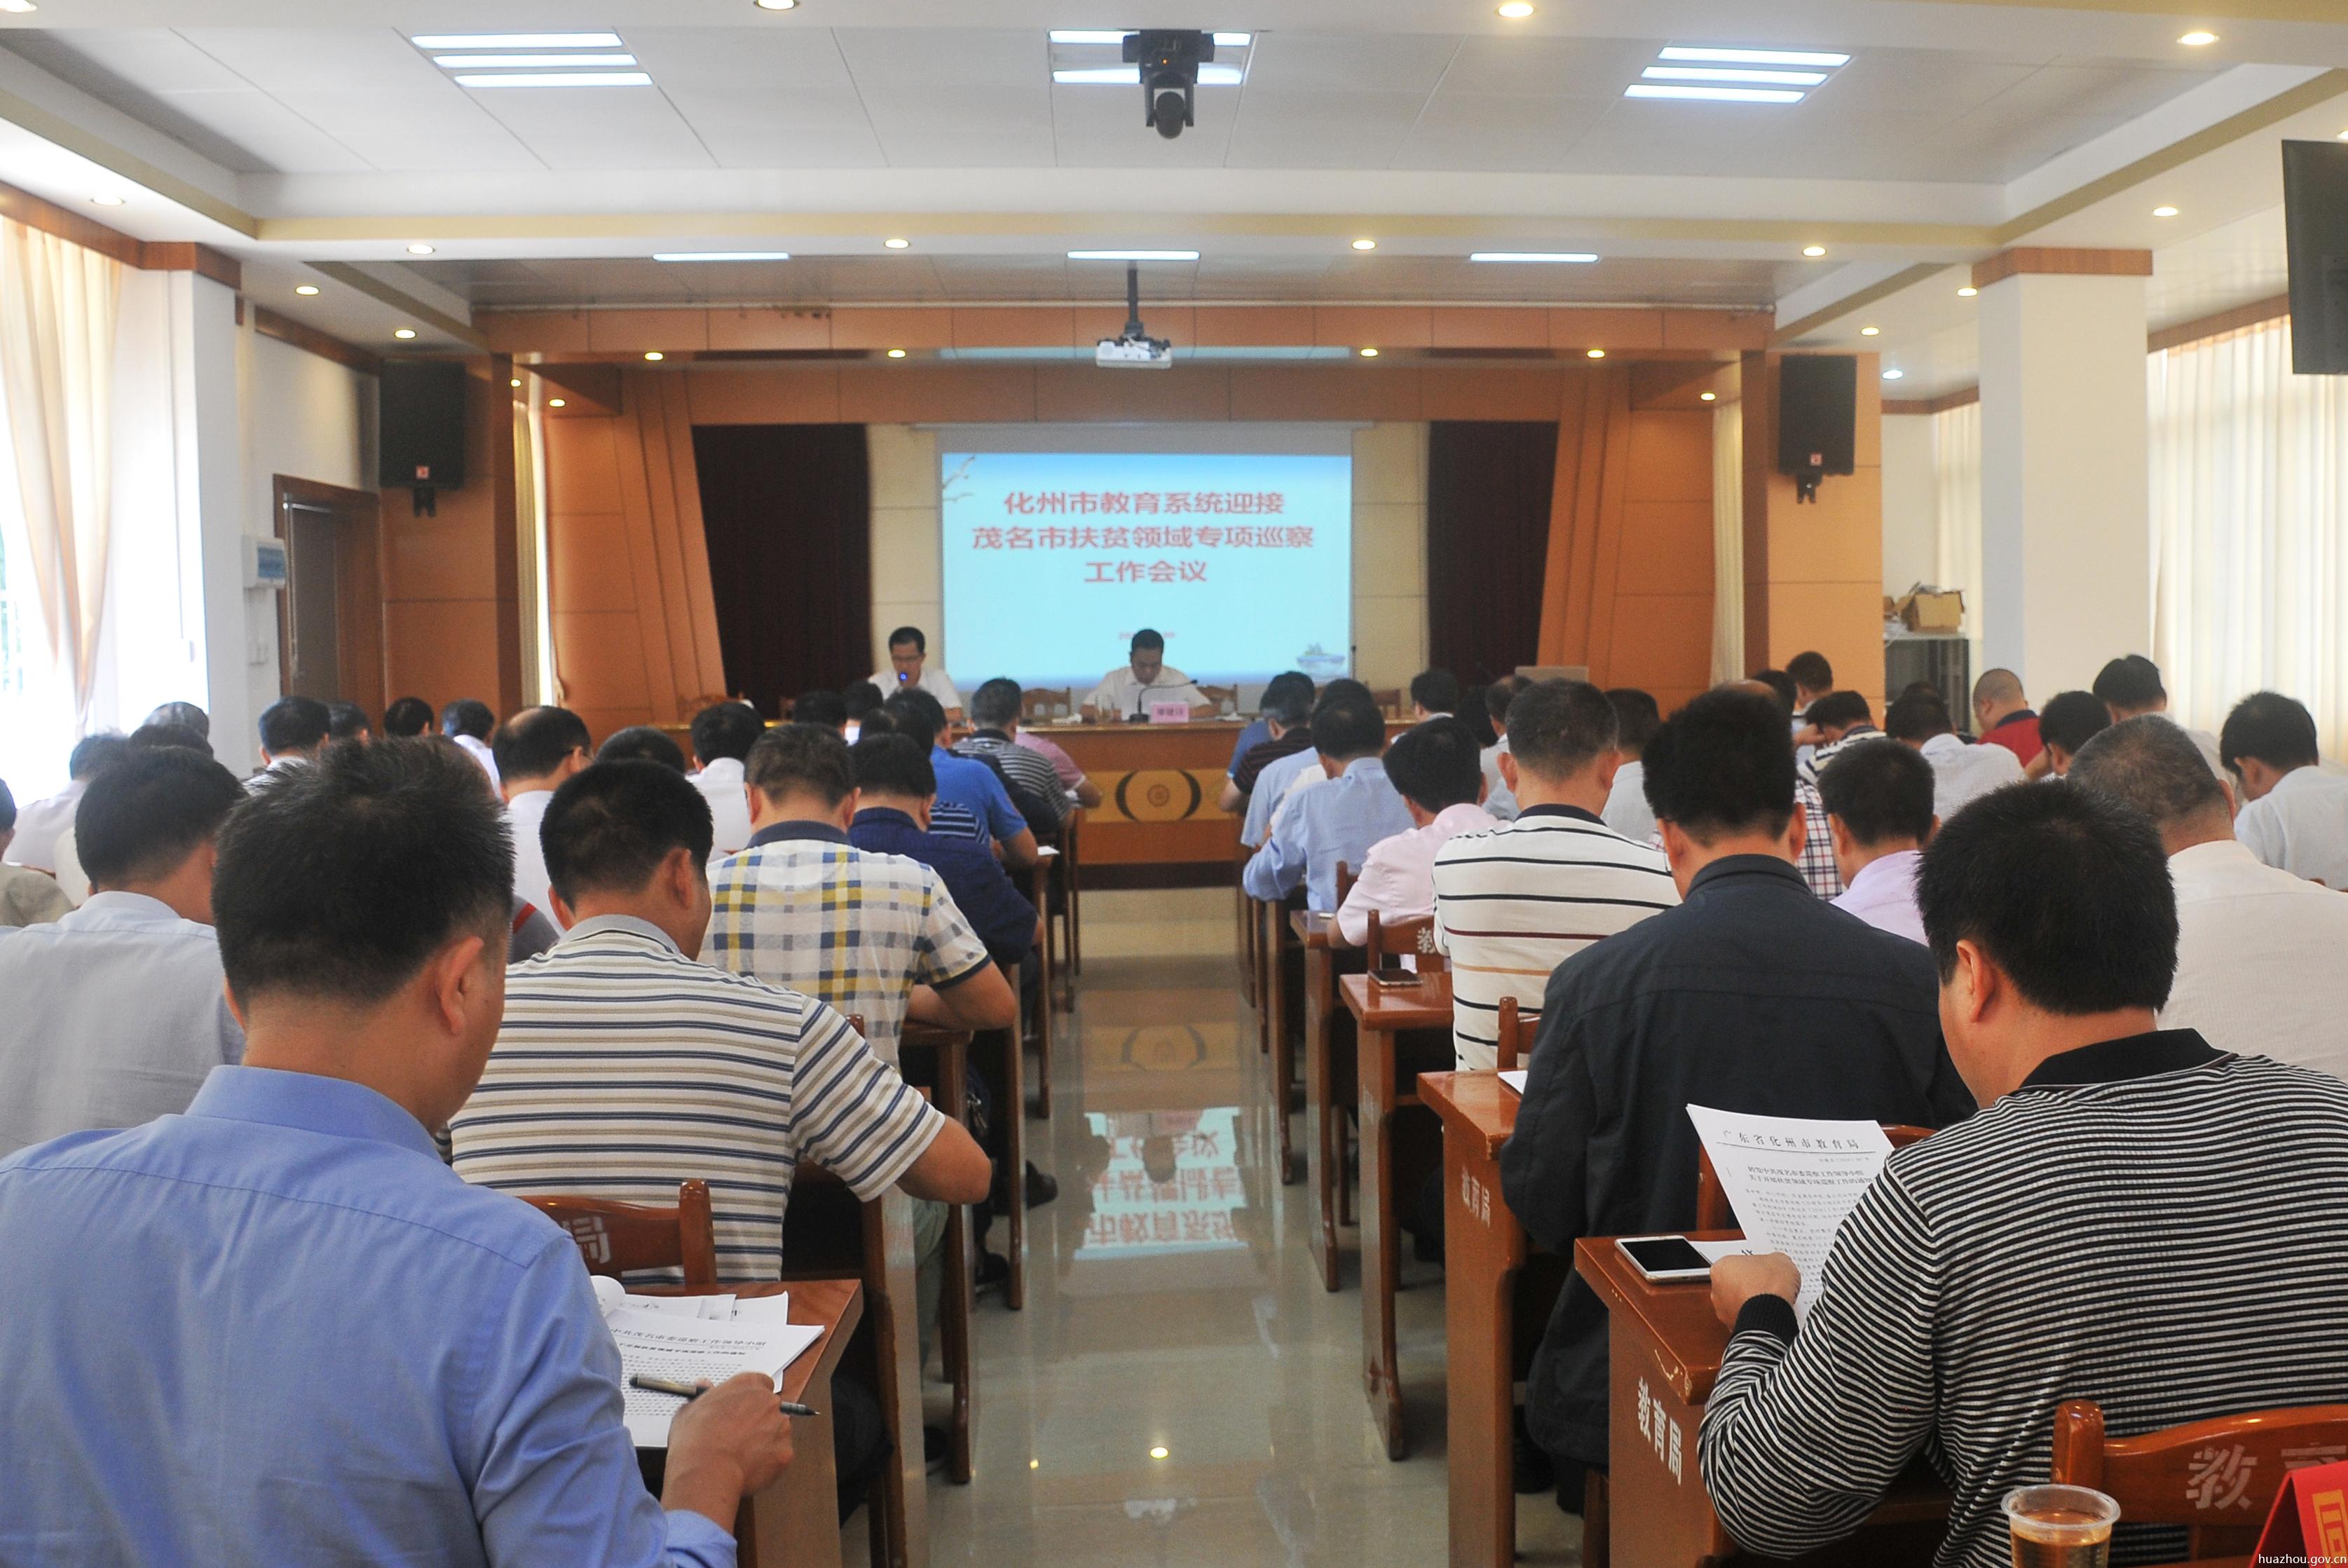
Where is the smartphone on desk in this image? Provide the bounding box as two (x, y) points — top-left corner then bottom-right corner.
(1616, 1234), (1713, 1283)
(1368, 962), (1421, 988)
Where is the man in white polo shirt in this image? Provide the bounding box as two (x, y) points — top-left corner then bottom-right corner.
(492, 705), (592, 920)
(687, 700), (763, 857)
(1084, 628), (1213, 721)
(2220, 690), (2348, 888)
(868, 625), (964, 721)
(1884, 688), (2021, 823)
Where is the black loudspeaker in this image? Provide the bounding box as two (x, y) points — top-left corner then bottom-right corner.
(1777, 355), (1857, 503)
(2284, 139), (2348, 374)
(378, 360), (467, 512)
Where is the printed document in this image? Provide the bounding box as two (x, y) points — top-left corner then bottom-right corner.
(1684, 1105), (1894, 1319)
(588, 1279), (822, 1446)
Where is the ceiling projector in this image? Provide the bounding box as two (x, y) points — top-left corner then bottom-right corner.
(1097, 260), (1175, 369)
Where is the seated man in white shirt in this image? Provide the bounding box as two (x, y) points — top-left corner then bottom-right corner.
(1479, 676), (1526, 822)
(869, 625), (963, 721)
(1084, 628), (1213, 721)
(688, 700), (763, 856)
(2034, 689), (2111, 778)
(251, 697), (331, 789)
(1816, 738), (1936, 944)
(1600, 687), (1660, 845)
(4, 731), (128, 873)
(440, 698), (500, 786)
(2220, 690), (2348, 888)
(493, 705), (593, 919)
(2093, 653), (2223, 775)
(1408, 668), (1459, 721)
(1885, 688), (2022, 822)
(2071, 714), (2348, 1078)
(1336, 718), (1499, 947)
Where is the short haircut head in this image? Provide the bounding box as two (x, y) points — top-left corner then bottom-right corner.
(1642, 687), (1795, 841)
(1410, 668), (1461, 714)
(383, 696), (435, 738)
(143, 701), (210, 739)
(2068, 716), (2231, 836)
(1605, 688), (1661, 754)
(2040, 690), (2112, 756)
(1131, 628), (1165, 653)
(970, 678), (1024, 730)
(492, 705), (591, 782)
(596, 725), (687, 772)
(746, 723), (855, 807)
(852, 732), (938, 799)
(690, 701), (765, 765)
(441, 698), (496, 741)
(1262, 673), (1316, 728)
(2091, 654), (2166, 713)
(214, 739), (511, 1006)
(76, 747), (245, 888)
(1883, 690), (1955, 742)
(1309, 693), (1386, 761)
(129, 723), (211, 755)
(793, 690), (848, 730)
(1972, 667), (2024, 708)
(1917, 781), (2176, 1014)
(1384, 718), (1483, 814)
(327, 701), (370, 743)
(1320, 678), (1373, 706)
(887, 625), (927, 654)
(1803, 690), (1874, 732)
(882, 688), (945, 751)
(1508, 680), (1617, 779)
(1786, 650), (1834, 693)
(2220, 690), (2319, 774)
(842, 681), (886, 720)
(0, 776), (15, 833)
(68, 731), (131, 780)
(541, 759), (714, 905)
(1484, 678), (1523, 724)
(1747, 668), (1798, 714)
(1816, 739), (1936, 848)
(258, 696), (332, 756)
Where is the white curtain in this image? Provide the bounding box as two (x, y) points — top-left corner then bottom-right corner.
(2151, 317), (2348, 754)
(1930, 400), (1983, 666)
(1710, 400), (1745, 685)
(0, 219), (122, 728)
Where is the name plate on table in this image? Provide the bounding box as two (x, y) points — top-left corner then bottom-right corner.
(1149, 701), (1192, 723)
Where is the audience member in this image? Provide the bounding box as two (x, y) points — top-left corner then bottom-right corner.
(870, 625), (964, 719)
(254, 695), (332, 782)
(841, 680), (887, 739)
(1600, 688), (1661, 845)
(2094, 653), (2223, 774)
(4, 730), (127, 872)
(1748, 667), (1798, 716)
(326, 700), (371, 745)
(1794, 690), (1879, 784)
(0, 778), (71, 927)
(1732, 679), (1844, 897)
(1885, 688), (2023, 819)
(2222, 690), (2348, 887)
(709, 723), (1016, 1067)
(1409, 668), (1461, 721)
(596, 724), (687, 772)
(793, 689), (849, 731)
(1222, 673), (1317, 811)
(1433, 681), (1676, 1070)
(2072, 715), (2348, 1076)
(1785, 650), (1833, 722)
(383, 695), (435, 738)
(1335, 718), (1498, 946)
(493, 705), (592, 917)
(1698, 782), (2348, 1568)
(956, 679), (1072, 837)
(1970, 668), (2040, 765)
(2035, 689), (2111, 777)
(688, 700), (764, 856)
(1248, 679), (1379, 845)
(0, 747), (246, 1157)
(849, 735), (1037, 972)
(50, 724), (210, 901)
(1242, 694), (1411, 913)
(441, 697), (500, 784)
(0, 737), (796, 1560)
(1084, 628), (1213, 721)
(142, 700), (210, 738)
(1480, 676), (1527, 822)
(1816, 739), (1937, 943)
(882, 689), (1037, 867)
(1501, 686), (1970, 1501)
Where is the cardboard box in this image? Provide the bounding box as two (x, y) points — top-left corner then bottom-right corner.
(1892, 587), (1965, 634)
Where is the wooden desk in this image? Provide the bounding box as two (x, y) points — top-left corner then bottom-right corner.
(1025, 720), (1248, 870)
(1340, 969), (1455, 1460)
(896, 1025), (981, 1480)
(730, 1281), (862, 1568)
(1025, 850), (1056, 1122)
(1294, 910), (1357, 1284)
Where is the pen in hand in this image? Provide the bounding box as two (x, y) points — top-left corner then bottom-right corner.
(629, 1373), (820, 1419)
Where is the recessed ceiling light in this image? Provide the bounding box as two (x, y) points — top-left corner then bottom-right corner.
(510, 376), (521, 386)
(1643, 66), (1828, 86)
(1586, 348), (1606, 358)
(90, 193), (125, 207)
(1882, 368), (1904, 381)
(2178, 29), (2218, 46)
(753, 0), (796, 9)
(1068, 250), (1200, 261)
(1700, 390), (1717, 402)
(452, 71), (652, 88)
(0, 0), (39, 13)
(432, 52), (638, 68)
(643, 350), (664, 361)
(1053, 64), (1244, 85)
(1958, 285), (1979, 296)
(393, 328), (417, 339)
(1148, 1447), (1170, 1460)
(1803, 245), (1827, 257)
(1860, 325), (1881, 336)
(549, 398), (566, 407)
(1351, 238), (1377, 251)
(1470, 251), (1599, 264)
(884, 237), (910, 250)
(1497, 2), (1535, 17)
(2152, 205), (2179, 218)
(411, 32), (622, 48)
(1028, 1459), (1040, 1471)
(887, 348), (908, 358)
(1213, 32), (1252, 46)
(295, 285), (320, 296)
(407, 243), (435, 255)
(652, 251), (791, 262)
(1358, 347), (1379, 357)
(1658, 46), (1851, 67)
(1625, 83), (1807, 103)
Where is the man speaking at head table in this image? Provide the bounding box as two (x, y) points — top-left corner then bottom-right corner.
(1084, 629), (1215, 721)
(869, 625), (964, 722)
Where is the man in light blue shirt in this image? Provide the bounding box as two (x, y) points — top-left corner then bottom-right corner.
(0, 745), (246, 1158)
(1243, 742), (1323, 845)
(0, 738), (793, 1565)
(1243, 695), (1413, 913)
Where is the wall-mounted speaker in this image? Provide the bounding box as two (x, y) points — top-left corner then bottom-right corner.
(378, 360), (467, 512)
(2284, 139), (2348, 375)
(1777, 355), (1857, 503)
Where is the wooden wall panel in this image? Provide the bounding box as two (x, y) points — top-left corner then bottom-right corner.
(381, 362), (520, 715)
(706, 308), (832, 352)
(1032, 364), (1232, 422)
(687, 366), (842, 425)
(837, 363), (1037, 423)
(1420, 367), (1567, 422)
(1228, 366), (1422, 423)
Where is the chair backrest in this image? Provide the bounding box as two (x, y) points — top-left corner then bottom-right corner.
(1496, 995), (1526, 1072)
(2053, 1396), (2348, 1550)
(1199, 683), (1237, 714)
(1335, 861), (1358, 906)
(1023, 687), (1072, 723)
(1363, 908), (1447, 973)
(1370, 688), (1402, 717)
(1694, 1125), (1932, 1230)
(524, 1179), (718, 1289)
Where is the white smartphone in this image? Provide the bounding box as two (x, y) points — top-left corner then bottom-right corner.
(1616, 1234), (1714, 1283)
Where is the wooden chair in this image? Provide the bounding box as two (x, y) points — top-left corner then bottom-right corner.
(894, 1023), (981, 1480)
(1363, 908), (1447, 974)
(1695, 1125), (1932, 1230)
(1370, 687), (1402, 718)
(2054, 1397), (2348, 1558)
(525, 1179), (718, 1288)
(1495, 995), (1526, 1072)
(1236, 835), (1259, 1012)
(1335, 861), (1358, 908)
(1027, 851), (1058, 1119)
(1059, 807), (1084, 987)
(1022, 687), (1072, 724)
(1199, 683), (1238, 715)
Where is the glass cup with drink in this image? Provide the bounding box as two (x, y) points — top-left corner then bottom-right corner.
(2002, 1484), (2120, 1568)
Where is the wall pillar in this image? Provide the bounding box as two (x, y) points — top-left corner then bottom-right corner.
(1974, 248), (2152, 693)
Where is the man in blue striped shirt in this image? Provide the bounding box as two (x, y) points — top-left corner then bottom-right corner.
(1243, 693), (1413, 913)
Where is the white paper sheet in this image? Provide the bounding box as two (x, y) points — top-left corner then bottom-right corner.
(1499, 1070), (1529, 1095)
(1684, 1105), (1894, 1320)
(605, 1307), (824, 1447)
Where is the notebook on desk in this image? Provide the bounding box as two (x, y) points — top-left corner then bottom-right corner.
(591, 1279), (823, 1447)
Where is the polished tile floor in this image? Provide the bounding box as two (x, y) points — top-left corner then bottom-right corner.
(882, 922), (1587, 1567)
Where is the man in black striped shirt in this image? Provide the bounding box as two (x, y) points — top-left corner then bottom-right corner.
(1702, 782), (2348, 1568)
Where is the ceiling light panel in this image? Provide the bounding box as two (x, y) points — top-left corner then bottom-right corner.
(431, 53), (637, 68)
(411, 32), (623, 48)
(416, 31), (655, 91)
(1641, 66), (1828, 86)
(1657, 45), (1850, 67)
(1632, 43), (1850, 105)
(1625, 84), (1807, 103)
